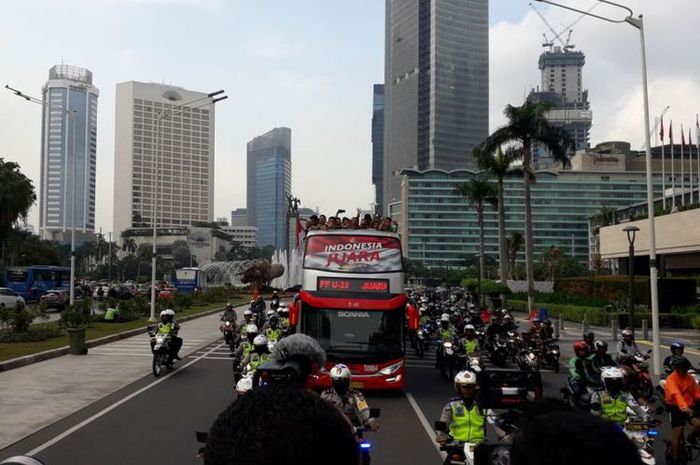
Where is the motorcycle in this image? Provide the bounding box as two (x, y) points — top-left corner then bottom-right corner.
(220, 318), (236, 349)
(354, 408), (381, 465)
(489, 337), (509, 368)
(623, 408), (662, 465)
(416, 328), (427, 358)
(623, 350), (654, 401)
(541, 339), (560, 373)
(562, 377), (602, 412)
(437, 340), (459, 381)
(148, 326), (173, 377)
(515, 347), (541, 372)
(505, 330), (519, 361)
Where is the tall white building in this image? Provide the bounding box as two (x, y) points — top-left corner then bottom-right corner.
(113, 82), (216, 240)
(39, 65), (99, 242)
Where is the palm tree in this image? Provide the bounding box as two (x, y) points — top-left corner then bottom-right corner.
(0, 159), (36, 241)
(122, 237), (137, 255)
(475, 146), (522, 284)
(506, 231), (524, 280)
(454, 177), (497, 304)
(480, 102), (575, 312)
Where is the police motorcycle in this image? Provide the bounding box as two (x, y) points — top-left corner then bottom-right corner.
(437, 337), (461, 381)
(622, 407), (662, 465)
(219, 316), (237, 350)
(541, 338), (561, 373)
(147, 326), (174, 377)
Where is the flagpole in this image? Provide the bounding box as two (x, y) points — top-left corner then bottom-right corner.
(671, 122), (676, 209)
(689, 127), (694, 204)
(681, 124), (685, 206)
(696, 115), (700, 205)
(661, 134), (666, 209)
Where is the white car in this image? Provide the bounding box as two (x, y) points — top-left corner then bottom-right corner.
(0, 288), (26, 309)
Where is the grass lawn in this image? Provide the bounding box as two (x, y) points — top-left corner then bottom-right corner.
(0, 297), (248, 363)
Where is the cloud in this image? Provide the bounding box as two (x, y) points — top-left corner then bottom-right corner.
(240, 31), (308, 61)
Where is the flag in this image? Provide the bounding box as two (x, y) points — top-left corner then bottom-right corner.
(295, 216), (303, 249)
(660, 116), (664, 141)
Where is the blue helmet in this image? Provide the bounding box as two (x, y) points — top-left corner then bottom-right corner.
(671, 342), (685, 355)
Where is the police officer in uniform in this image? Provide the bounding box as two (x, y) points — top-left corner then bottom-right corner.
(241, 334), (270, 374)
(321, 364), (380, 432)
(590, 367), (648, 426)
(437, 370), (486, 447)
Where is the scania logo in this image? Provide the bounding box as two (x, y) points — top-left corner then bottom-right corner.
(338, 311), (370, 318)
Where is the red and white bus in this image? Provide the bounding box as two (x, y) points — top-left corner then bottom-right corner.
(289, 229), (407, 391)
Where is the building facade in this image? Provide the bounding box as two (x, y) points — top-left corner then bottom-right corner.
(230, 208), (248, 226)
(400, 166), (663, 268)
(113, 81), (216, 240)
(39, 65), (99, 243)
(383, 0), (489, 216)
(246, 127), (291, 250)
(528, 47), (592, 169)
(372, 84), (385, 214)
(221, 225), (257, 248)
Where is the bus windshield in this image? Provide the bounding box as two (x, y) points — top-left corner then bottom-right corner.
(175, 269), (197, 280)
(301, 306), (403, 360)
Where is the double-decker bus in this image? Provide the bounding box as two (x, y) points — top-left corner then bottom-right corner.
(290, 229), (407, 391)
(173, 267), (207, 294)
(3, 265), (71, 301)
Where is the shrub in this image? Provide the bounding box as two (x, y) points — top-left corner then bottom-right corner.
(509, 300), (609, 326)
(59, 301), (93, 328)
(173, 293), (194, 311)
(693, 315), (700, 332)
(0, 322), (63, 342)
(0, 301), (36, 333)
(511, 292), (608, 308)
(461, 278), (511, 296)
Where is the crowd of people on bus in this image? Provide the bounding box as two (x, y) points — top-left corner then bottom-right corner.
(302, 210), (398, 233)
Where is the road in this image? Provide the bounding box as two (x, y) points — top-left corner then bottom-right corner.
(2, 310), (698, 465)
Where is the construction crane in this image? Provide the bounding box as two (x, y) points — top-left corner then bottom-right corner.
(641, 106), (671, 151)
(530, 2), (602, 51)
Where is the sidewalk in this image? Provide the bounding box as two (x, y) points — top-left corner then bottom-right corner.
(0, 310), (230, 451)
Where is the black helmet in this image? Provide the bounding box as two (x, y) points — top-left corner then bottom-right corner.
(593, 340), (608, 352)
(671, 342), (685, 355)
(671, 355), (691, 371)
(583, 331), (595, 343)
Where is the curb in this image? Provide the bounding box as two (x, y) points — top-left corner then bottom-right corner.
(0, 304), (231, 373)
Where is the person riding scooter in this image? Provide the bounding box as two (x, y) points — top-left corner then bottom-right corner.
(152, 309), (182, 362)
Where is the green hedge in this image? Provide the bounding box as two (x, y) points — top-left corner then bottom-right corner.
(510, 292), (608, 308)
(0, 322), (63, 342)
(556, 277), (648, 305)
(510, 300), (609, 325)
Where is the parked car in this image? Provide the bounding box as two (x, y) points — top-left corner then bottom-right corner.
(0, 287), (26, 309)
(40, 289), (69, 310)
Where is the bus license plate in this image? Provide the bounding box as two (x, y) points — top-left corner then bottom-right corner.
(351, 381), (364, 389)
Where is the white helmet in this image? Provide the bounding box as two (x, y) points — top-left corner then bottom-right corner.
(246, 324), (259, 335)
(465, 324), (475, 331)
(253, 334), (268, 347)
(454, 370), (477, 390)
(440, 313), (450, 322)
(330, 363), (352, 381)
(266, 310), (276, 318)
(621, 328), (633, 337)
(236, 376), (253, 395)
(243, 309), (253, 317)
(601, 367), (623, 381)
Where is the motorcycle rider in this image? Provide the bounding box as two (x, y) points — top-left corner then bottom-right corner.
(459, 325), (480, 356)
(270, 291), (281, 311)
(616, 328), (640, 364)
(539, 319), (555, 341)
(220, 303), (237, 322)
(568, 340), (598, 407)
(232, 324), (259, 365)
(239, 310), (254, 337)
(436, 371), (486, 448)
(436, 314), (456, 368)
(321, 364), (380, 432)
(241, 334), (271, 374)
(264, 314), (282, 342)
(586, 340), (617, 383)
(665, 355), (700, 463)
(590, 367), (648, 426)
(276, 305), (290, 328)
(152, 309), (182, 361)
(664, 342), (686, 375)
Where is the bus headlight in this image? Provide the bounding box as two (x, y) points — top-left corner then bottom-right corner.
(379, 361), (403, 375)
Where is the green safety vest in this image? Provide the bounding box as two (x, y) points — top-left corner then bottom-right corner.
(599, 392), (628, 424)
(104, 308), (118, 321)
(248, 353), (270, 371)
(265, 328), (281, 342)
(158, 323), (173, 335)
(241, 342), (252, 357)
(440, 329), (454, 341)
(449, 401), (485, 443)
(462, 338), (478, 354)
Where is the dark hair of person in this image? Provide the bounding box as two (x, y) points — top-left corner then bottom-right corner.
(204, 386), (358, 465)
(510, 399), (643, 465)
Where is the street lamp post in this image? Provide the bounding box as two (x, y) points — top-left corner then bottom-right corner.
(623, 225), (639, 333)
(536, 0), (661, 376)
(149, 90), (227, 321)
(475, 253), (482, 309)
(5, 84), (79, 306)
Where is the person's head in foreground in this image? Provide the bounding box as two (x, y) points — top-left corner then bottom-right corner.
(204, 385), (357, 465)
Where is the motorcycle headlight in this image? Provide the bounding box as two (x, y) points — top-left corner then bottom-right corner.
(379, 361), (404, 375)
(443, 342), (453, 349)
(225, 321), (231, 327)
(527, 353), (536, 360)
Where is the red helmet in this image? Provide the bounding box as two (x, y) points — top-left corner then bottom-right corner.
(573, 341), (588, 355)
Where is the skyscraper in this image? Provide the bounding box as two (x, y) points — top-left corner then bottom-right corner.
(383, 0), (489, 216)
(39, 65), (99, 242)
(372, 84), (385, 214)
(528, 46), (592, 169)
(113, 81), (216, 239)
(246, 127), (291, 250)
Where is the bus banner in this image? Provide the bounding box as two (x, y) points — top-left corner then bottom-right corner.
(303, 235), (402, 273)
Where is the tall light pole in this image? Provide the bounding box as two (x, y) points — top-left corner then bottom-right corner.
(5, 84), (79, 306)
(623, 225), (639, 332)
(149, 90), (227, 321)
(536, 0), (661, 376)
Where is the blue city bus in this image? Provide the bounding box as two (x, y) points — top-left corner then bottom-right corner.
(4, 266), (71, 302)
(173, 268), (207, 294)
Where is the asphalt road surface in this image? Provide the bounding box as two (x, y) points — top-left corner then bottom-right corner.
(3, 315), (699, 465)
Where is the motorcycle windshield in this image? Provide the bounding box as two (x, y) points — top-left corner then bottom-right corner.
(301, 306), (404, 362)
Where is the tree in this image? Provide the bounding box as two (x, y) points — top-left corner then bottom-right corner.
(2, 229), (61, 267)
(122, 237), (137, 255)
(453, 177), (497, 303)
(0, 159), (36, 240)
(171, 240), (193, 268)
(506, 231), (524, 280)
(480, 102), (575, 312)
(475, 146), (522, 283)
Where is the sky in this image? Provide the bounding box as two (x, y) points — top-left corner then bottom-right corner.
(1, 0), (699, 237)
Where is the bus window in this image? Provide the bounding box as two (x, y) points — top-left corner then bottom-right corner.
(6, 269), (28, 282)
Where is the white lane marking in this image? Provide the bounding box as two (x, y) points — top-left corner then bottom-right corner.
(406, 365), (439, 369)
(25, 342), (226, 456)
(88, 353), (153, 357)
(405, 392), (446, 460)
(186, 356), (233, 361)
